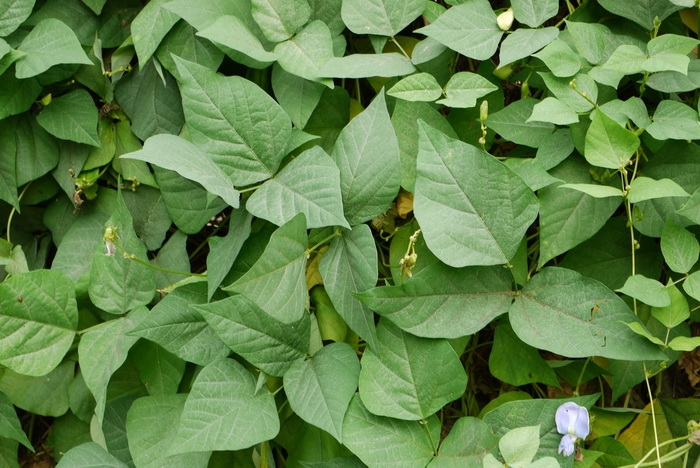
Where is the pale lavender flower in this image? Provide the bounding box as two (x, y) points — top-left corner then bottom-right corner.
(555, 402), (590, 456)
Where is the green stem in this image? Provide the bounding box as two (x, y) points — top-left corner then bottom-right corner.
(127, 253), (205, 277)
(422, 419), (437, 456)
(642, 362), (662, 468)
(391, 36), (410, 60)
(627, 441), (692, 468)
(5, 183), (31, 243)
(306, 228), (342, 255)
(261, 440), (269, 468)
(574, 356), (592, 396)
(238, 184), (262, 194)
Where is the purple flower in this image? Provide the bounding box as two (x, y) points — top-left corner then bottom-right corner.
(555, 402), (590, 456)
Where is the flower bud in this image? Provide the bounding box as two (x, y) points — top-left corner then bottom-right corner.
(497, 8), (514, 31)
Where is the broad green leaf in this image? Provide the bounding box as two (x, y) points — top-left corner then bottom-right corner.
(356, 261), (513, 338)
(128, 283), (231, 366)
(15, 18), (91, 78)
(154, 166), (228, 235)
(284, 342), (360, 441)
(122, 135), (239, 208)
(414, 121), (538, 267)
(274, 20), (334, 87)
(156, 22), (224, 79)
(489, 320), (560, 388)
(661, 219), (699, 274)
(271, 64), (325, 129)
(342, 395), (440, 468)
(14, 114), (59, 186)
(308, 0), (344, 35)
(528, 97), (579, 125)
(196, 15), (277, 65)
(647, 59), (700, 93)
(437, 71), (498, 108)
(0, 270), (78, 376)
(498, 27), (558, 67)
(511, 0), (557, 27)
(79, 315), (139, 423)
(648, 34), (699, 57)
(148, 231), (190, 291)
(667, 336), (700, 351)
(225, 214), (308, 323)
(171, 358), (279, 454)
(318, 225), (379, 351)
(51, 211), (109, 283)
(617, 275), (670, 308)
(585, 110), (639, 169)
(126, 394), (211, 468)
(88, 192), (156, 315)
(416, 0), (502, 61)
(650, 284), (689, 329)
(341, 0), (426, 36)
(533, 39), (581, 77)
(251, 0), (310, 42)
(163, 0), (254, 30)
(646, 100), (700, 141)
(0, 0), (35, 36)
(0, 360), (73, 417)
(247, 146), (349, 228)
(486, 98), (554, 148)
(597, 0), (682, 30)
(0, 121), (17, 209)
(428, 417), (498, 467)
(195, 295), (310, 377)
(677, 187), (700, 225)
(0, 392), (32, 450)
(0, 429), (18, 468)
(683, 270), (700, 302)
(539, 72), (598, 113)
(56, 442), (128, 468)
(174, 57), (292, 186)
(207, 208), (253, 300)
(36, 89), (99, 146)
(114, 59), (185, 141)
(359, 320), (467, 420)
(500, 426), (541, 466)
(331, 90), (401, 225)
(627, 177), (689, 204)
(510, 267), (665, 361)
(503, 158), (562, 192)
(642, 53), (690, 74)
(122, 186), (172, 252)
(130, 341), (185, 397)
(318, 53), (416, 78)
(388, 72), (443, 102)
(131, 0), (180, 65)
(558, 183), (624, 199)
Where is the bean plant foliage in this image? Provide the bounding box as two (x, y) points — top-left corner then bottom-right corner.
(2, 0), (700, 466)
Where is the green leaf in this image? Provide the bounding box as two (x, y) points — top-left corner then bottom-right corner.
(274, 20), (334, 86)
(428, 417), (498, 467)
(558, 183), (624, 199)
(247, 146), (349, 228)
(646, 100), (700, 141)
(51, 211), (109, 283)
(498, 27), (558, 67)
(359, 319), (467, 420)
(0, 360), (73, 417)
(342, 395), (440, 468)
(617, 275), (671, 308)
(271, 64), (325, 129)
(509, 267), (665, 361)
(195, 294), (310, 377)
(78, 315), (139, 423)
(122, 186), (172, 252)
(164, 0), (254, 30)
(437, 71), (498, 108)
(528, 97), (579, 125)
(56, 442), (128, 468)
(650, 284), (689, 329)
(156, 22), (224, 79)
(539, 72), (598, 113)
(585, 110), (640, 169)
(341, 0), (426, 36)
(683, 270), (700, 302)
(503, 158), (562, 192)
(114, 59), (185, 141)
(627, 177), (690, 204)
(14, 114), (59, 186)
(15, 18), (92, 78)
(0, 0), (36, 37)
(36, 89), (99, 146)
(642, 53), (690, 74)
(126, 394), (211, 468)
(601, 45), (646, 75)
(0, 71), (41, 124)
(0, 270), (78, 376)
(331, 90), (401, 225)
(667, 336), (700, 352)
(318, 225), (379, 351)
(388, 72), (443, 102)
(131, 0), (180, 65)
(171, 358), (279, 454)
(597, 0), (682, 30)
(318, 53), (416, 78)
(500, 425), (540, 466)
(648, 34), (699, 57)
(0, 392), (32, 450)
(129, 283), (231, 366)
(486, 98), (554, 148)
(174, 56), (292, 186)
(284, 342), (360, 441)
(197, 15), (277, 65)
(415, 0), (502, 61)
(356, 261), (513, 338)
(511, 0), (558, 27)
(0, 122), (17, 209)
(88, 192), (156, 315)
(225, 214), (308, 323)
(122, 135), (239, 208)
(207, 208), (252, 300)
(414, 121), (538, 267)
(489, 320), (560, 388)
(251, 0), (310, 42)
(661, 219), (699, 274)
(533, 39), (581, 77)
(130, 341), (185, 397)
